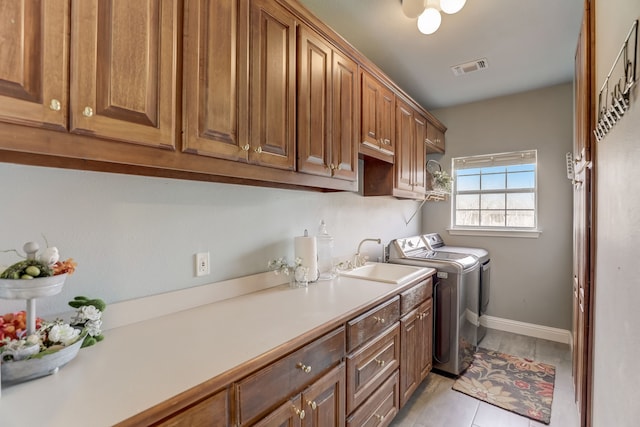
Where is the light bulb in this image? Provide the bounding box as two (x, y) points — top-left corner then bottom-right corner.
(402, 0), (426, 19)
(417, 8), (441, 35)
(440, 0), (466, 14)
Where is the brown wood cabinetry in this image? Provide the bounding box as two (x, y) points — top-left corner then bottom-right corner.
(235, 327), (345, 426)
(360, 70), (395, 162)
(297, 24), (358, 181)
(182, 0), (246, 161)
(425, 121), (445, 153)
(346, 371), (399, 427)
(248, 0), (297, 171)
(0, 0), (69, 131)
(70, 0), (178, 149)
(400, 298), (433, 407)
(153, 388), (229, 427)
(394, 100), (427, 197)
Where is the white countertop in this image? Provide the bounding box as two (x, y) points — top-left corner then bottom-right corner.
(0, 269), (434, 427)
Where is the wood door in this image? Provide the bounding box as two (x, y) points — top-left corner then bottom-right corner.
(297, 24), (331, 177)
(425, 121), (445, 153)
(248, 0), (296, 170)
(399, 308), (420, 408)
(395, 99), (414, 193)
(253, 395), (304, 427)
(70, 0), (178, 149)
(378, 81), (395, 155)
(182, 0), (248, 161)
(302, 364), (346, 427)
(572, 2), (594, 426)
(360, 71), (380, 150)
(330, 50), (358, 181)
(413, 112), (427, 195)
(0, 0), (69, 130)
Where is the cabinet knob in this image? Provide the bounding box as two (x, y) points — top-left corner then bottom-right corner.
(254, 146), (262, 154)
(373, 316), (385, 324)
(240, 144), (250, 151)
(297, 362), (312, 373)
(374, 358), (386, 367)
(307, 400), (317, 410)
(49, 99), (61, 111)
(374, 414), (385, 422)
(382, 138), (391, 145)
(292, 406), (305, 420)
(83, 106), (93, 117)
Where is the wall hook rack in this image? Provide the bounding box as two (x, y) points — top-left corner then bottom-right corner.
(594, 20), (638, 142)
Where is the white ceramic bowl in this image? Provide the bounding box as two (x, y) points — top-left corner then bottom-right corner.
(0, 274), (67, 299)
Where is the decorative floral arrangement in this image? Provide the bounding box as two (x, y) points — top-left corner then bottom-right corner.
(268, 257), (310, 286)
(432, 170), (452, 193)
(0, 296), (106, 362)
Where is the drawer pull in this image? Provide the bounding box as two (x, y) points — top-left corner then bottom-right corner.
(374, 414), (384, 422)
(297, 362), (312, 373)
(240, 144), (250, 151)
(254, 146), (262, 154)
(374, 358), (386, 367)
(49, 99), (61, 111)
(307, 400), (317, 410)
(292, 406), (306, 420)
(373, 316), (385, 324)
(83, 106), (93, 117)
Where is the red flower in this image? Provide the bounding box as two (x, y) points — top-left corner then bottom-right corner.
(514, 380), (530, 390)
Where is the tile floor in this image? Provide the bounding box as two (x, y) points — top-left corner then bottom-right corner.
(390, 329), (579, 427)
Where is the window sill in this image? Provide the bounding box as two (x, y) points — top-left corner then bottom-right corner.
(446, 228), (542, 238)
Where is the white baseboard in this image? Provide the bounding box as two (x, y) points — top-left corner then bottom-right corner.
(481, 314), (572, 344)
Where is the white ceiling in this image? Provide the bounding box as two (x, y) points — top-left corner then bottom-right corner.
(296, 0), (584, 110)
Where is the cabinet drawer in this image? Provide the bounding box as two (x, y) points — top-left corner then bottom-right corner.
(400, 277), (433, 316)
(154, 388), (228, 427)
(347, 296), (400, 352)
(235, 326), (345, 426)
(346, 323), (400, 414)
(346, 370), (399, 427)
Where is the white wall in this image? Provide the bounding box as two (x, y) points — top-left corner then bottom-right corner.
(422, 83), (574, 330)
(592, 1), (640, 425)
(0, 162), (423, 317)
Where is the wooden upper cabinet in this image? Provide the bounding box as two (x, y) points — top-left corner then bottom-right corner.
(248, 0), (296, 171)
(182, 0), (247, 162)
(413, 112), (427, 195)
(70, 0), (178, 149)
(297, 25), (358, 181)
(360, 70), (395, 161)
(425, 120), (445, 153)
(395, 100), (414, 193)
(0, 0), (69, 131)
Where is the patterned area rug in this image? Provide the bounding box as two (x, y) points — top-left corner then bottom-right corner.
(452, 347), (556, 424)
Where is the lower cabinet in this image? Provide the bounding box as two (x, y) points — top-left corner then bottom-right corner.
(399, 298), (433, 407)
(153, 388), (229, 426)
(346, 371), (399, 427)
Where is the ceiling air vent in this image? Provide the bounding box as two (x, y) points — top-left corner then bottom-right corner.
(451, 58), (489, 76)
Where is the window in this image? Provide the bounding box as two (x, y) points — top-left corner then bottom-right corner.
(451, 150), (537, 230)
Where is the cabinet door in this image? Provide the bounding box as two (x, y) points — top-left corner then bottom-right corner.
(426, 121), (445, 153)
(394, 100), (414, 193)
(70, 0), (178, 149)
(378, 83), (395, 155)
(413, 112), (427, 195)
(330, 50), (358, 181)
(253, 395), (304, 427)
(0, 0), (68, 130)
(360, 71), (379, 150)
(182, 0), (247, 161)
(302, 364), (346, 427)
(399, 308), (420, 408)
(297, 25), (332, 177)
(417, 298), (433, 381)
(249, 0), (296, 170)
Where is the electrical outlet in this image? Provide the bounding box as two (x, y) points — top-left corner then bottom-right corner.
(195, 252), (210, 277)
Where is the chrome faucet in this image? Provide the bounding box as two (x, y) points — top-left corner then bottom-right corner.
(354, 238), (382, 267)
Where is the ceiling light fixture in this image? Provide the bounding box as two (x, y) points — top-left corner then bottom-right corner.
(402, 0), (467, 35)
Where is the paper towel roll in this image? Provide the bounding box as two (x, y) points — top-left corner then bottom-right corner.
(294, 235), (318, 282)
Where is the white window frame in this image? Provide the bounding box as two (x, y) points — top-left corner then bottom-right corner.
(448, 150), (541, 238)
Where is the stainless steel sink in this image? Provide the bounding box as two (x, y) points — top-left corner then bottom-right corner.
(339, 262), (430, 285)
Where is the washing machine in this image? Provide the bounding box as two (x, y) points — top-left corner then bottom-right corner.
(423, 233), (491, 343)
(388, 236), (479, 376)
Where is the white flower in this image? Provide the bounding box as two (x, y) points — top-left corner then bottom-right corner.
(25, 334), (41, 346)
(85, 319), (103, 337)
(80, 305), (102, 322)
(48, 324), (80, 346)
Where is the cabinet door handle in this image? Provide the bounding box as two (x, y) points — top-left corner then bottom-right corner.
(307, 400), (317, 410)
(49, 99), (61, 111)
(374, 358), (386, 367)
(254, 146), (262, 154)
(82, 106), (94, 117)
(373, 316), (385, 324)
(374, 414), (385, 422)
(292, 406), (305, 419)
(382, 138), (391, 145)
(297, 362), (312, 373)
(240, 144), (250, 151)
